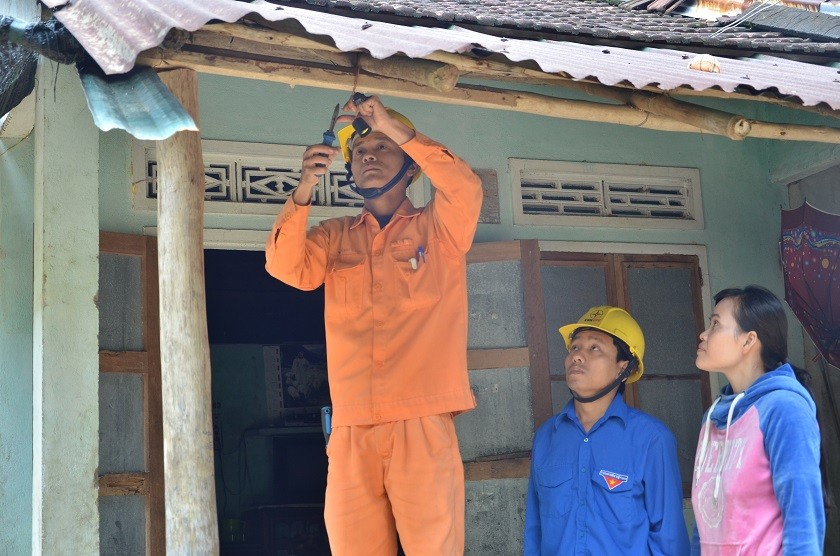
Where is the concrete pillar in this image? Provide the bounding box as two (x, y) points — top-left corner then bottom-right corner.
(769, 142), (840, 185)
(32, 60), (100, 554)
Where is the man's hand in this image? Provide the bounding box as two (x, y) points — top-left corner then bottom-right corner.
(338, 94), (416, 145)
(294, 144), (339, 205)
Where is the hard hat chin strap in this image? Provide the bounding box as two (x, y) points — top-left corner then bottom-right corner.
(570, 360), (637, 404)
(346, 156), (415, 200)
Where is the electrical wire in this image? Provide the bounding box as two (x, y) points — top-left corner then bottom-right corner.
(215, 429), (254, 519)
(708, 0), (782, 39)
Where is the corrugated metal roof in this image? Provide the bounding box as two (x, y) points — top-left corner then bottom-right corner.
(45, 0), (840, 108)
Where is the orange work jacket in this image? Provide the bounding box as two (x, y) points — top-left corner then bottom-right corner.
(265, 132), (482, 426)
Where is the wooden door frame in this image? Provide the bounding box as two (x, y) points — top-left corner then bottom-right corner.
(539, 250), (711, 408)
(463, 239), (550, 481)
(617, 254), (712, 409)
(99, 231), (164, 555)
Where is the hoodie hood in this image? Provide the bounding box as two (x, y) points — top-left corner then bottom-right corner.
(707, 363), (815, 428)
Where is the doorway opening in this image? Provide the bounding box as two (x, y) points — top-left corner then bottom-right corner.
(205, 248), (331, 555)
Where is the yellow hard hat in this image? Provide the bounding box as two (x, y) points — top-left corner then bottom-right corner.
(558, 306), (645, 383)
(336, 108), (421, 184)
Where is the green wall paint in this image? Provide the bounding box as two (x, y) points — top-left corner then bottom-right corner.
(748, 98), (840, 185)
(1, 4), (37, 544)
(0, 134), (34, 554)
(100, 74), (793, 331)
(3, 70), (830, 551)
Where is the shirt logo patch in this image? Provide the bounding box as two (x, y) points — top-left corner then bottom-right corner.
(599, 469), (629, 490)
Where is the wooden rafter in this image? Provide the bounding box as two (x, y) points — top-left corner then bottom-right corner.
(138, 45), (840, 144)
(193, 23), (840, 119)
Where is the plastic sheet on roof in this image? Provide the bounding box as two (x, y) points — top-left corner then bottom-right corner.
(0, 42), (36, 120)
(79, 67), (198, 140)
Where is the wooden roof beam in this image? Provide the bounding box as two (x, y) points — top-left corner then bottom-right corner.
(185, 28), (459, 92)
(136, 47), (840, 144)
(198, 23), (840, 119)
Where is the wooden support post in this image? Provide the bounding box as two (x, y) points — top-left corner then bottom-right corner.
(155, 68), (219, 555)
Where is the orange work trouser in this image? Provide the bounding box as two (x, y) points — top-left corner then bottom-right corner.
(324, 414), (465, 555)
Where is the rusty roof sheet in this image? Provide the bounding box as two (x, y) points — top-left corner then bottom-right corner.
(279, 0), (840, 52)
(627, 0), (825, 20)
(45, 0), (840, 109)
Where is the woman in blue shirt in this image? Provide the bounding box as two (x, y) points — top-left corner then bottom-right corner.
(690, 286), (824, 555)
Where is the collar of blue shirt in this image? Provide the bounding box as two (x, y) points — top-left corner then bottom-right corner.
(556, 393), (629, 434)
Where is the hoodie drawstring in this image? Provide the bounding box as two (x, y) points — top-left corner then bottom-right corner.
(694, 396), (721, 487)
(713, 392), (745, 499)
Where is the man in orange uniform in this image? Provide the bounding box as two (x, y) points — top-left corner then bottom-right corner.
(265, 95), (482, 555)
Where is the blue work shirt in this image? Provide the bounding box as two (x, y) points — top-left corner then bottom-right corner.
(524, 395), (689, 556)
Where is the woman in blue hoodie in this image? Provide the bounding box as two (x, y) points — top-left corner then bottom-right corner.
(691, 285), (825, 555)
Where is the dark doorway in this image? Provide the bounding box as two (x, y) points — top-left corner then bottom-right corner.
(206, 248), (331, 555)
(205, 248), (325, 345)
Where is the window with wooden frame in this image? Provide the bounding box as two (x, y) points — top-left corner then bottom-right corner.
(539, 252), (711, 495)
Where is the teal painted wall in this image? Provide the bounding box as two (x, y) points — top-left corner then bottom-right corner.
(98, 75), (808, 366)
(0, 134), (34, 554)
(100, 74), (792, 346)
(3, 72), (830, 551)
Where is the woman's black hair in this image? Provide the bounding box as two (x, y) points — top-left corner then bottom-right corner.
(713, 285), (794, 374)
(714, 285), (832, 517)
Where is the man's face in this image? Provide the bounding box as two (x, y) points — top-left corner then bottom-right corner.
(349, 131), (412, 190)
(564, 330), (627, 397)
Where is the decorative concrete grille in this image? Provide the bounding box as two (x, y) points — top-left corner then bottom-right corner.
(134, 139), (426, 217)
(146, 161), (234, 201)
(605, 180), (689, 219)
(520, 175), (691, 218)
(239, 165), (303, 204)
(520, 176), (604, 216)
(511, 159), (702, 229)
(327, 172), (365, 208)
(145, 158), (354, 207)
